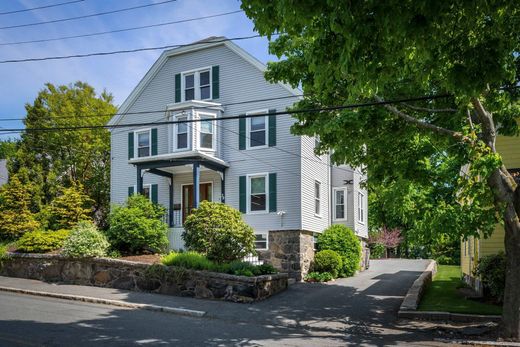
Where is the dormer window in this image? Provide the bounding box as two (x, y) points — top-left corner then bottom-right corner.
(182, 68), (211, 101)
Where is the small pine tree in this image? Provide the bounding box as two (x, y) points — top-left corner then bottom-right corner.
(47, 183), (93, 230)
(0, 175), (40, 240)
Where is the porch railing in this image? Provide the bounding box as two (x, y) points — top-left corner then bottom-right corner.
(162, 209), (183, 228)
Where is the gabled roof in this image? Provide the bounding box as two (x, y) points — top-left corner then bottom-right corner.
(108, 36), (301, 126)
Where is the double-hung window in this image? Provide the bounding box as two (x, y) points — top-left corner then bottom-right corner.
(249, 174), (268, 213)
(314, 181), (321, 216)
(248, 114), (268, 148)
(357, 192), (365, 223)
(183, 68), (211, 101)
(334, 188), (346, 220)
(136, 129), (151, 157)
(199, 114), (215, 150)
(175, 115), (188, 150)
(254, 234), (268, 250)
(184, 74), (195, 101)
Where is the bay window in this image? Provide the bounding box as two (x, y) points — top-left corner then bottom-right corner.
(199, 114), (215, 150)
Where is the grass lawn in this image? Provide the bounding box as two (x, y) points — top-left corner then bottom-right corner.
(418, 265), (502, 315)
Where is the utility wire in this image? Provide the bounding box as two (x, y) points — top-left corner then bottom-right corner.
(0, 94), (451, 133)
(0, 10), (243, 46)
(0, 0), (84, 15)
(0, 94), (302, 121)
(0, 0), (176, 30)
(0, 35), (264, 64)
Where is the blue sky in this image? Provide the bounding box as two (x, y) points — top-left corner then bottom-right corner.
(0, 0), (275, 139)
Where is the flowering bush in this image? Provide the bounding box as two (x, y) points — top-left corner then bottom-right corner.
(61, 221), (109, 258)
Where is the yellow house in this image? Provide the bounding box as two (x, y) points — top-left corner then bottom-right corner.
(461, 134), (520, 294)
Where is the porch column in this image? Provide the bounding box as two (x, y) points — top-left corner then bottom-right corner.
(193, 162), (200, 208)
(169, 174), (174, 227)
(220, 169), (226, 203)
(136, 167), (143, 194)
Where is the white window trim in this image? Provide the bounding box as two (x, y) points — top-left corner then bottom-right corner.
(196, 111), (217, 151)
(247, 172), (269, 214)
(172, 113), (191, 152)
(132, 184), (152, 201)
(181, 66), (212, 102)
(246, 109), (269, 150)
(180, 181), (214, 218)
(357, 191), (365, 224)
(134, 128), (152, 158)
(333, 187), (347, 221)
(314, 136), (322, 160)
(254, 232), (269, 250)
(314, 180), (322, 217)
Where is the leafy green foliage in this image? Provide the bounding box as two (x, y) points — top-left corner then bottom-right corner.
(317, 225), (361, 277)
(305, 271), (334, 283)
(0, 139), (17, 160)
(61, 221), (109, 258)
(161, 251), (215, 270)
(0, 242), (9, 262)
(313, 250), (342, 278)
(0, 175), (40, 240)
(161, 251), (278, 277)
(474, 252), (506, 303)
(370, 243), (386, 259)
(107, 195), (169, 254)
(16, 229), (69, 253)
(9, 82), (116, 228)
(182, 201), (255, 263)
(46, 184), (93, 230)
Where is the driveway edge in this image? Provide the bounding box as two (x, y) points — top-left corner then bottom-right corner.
(0, 285), (206, 318)
(398, 259), (437, 312)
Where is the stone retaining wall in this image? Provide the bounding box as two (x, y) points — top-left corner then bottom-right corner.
(0, 253), (288, 303)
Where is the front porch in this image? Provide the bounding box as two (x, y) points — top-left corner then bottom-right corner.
(129, 152), (228, 250)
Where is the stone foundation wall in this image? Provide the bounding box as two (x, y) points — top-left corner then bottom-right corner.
(0, 253), (288, 303)
(258, 230), (314, 281)
(360, 240), (370, 271)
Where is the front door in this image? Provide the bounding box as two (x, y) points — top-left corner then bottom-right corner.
(182, 183), (212, 223)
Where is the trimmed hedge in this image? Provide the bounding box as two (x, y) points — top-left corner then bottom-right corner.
(16, 229), (70, 253)
(314, 250), (343, 278)
(317, 225), (361, 277)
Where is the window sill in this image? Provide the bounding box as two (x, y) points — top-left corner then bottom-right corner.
(247, 211), (270, 215)
(314, 213), (322, 218)
(245, 145), (269, 151)
(333, 218), (347, 222)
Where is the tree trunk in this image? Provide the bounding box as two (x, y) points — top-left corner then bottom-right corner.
(471, 98), (520, 340)
(501, 193), (520, 340)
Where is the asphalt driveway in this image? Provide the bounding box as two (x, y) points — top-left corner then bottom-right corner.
(0, 259), (449, 346)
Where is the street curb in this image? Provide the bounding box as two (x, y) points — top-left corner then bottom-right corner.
(0, 285), (206, 318)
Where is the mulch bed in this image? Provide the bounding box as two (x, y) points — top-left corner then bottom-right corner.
(118, 254), (162, 264)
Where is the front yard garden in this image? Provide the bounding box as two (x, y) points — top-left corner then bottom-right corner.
(418, 265), (502, 315)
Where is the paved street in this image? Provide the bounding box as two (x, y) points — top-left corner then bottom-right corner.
(0, 259), (452, 346)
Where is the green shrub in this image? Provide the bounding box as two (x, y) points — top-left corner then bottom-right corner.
(16, 229), (70, 253)
(317, 225), (361, 277)
(182, 201), (255, 263)
(370, 243), (385, 259)
(0, 243), (9, 261)
(61, 221), (109, 258)
(305, 271), (334, 282)
(474, 252), (506, 303)
(107, 195), (169, 254)
(161, 251), (215, 271)
(161, 251), (278, 277)
(313, 250), (343, 278)
(435, 255), (458, 265)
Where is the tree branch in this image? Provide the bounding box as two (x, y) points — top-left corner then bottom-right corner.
(401, 103), (457, 113)
(375, 96), (463, 139)
(471, 98), (496, 150)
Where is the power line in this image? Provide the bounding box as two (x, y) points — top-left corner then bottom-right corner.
(0, 35), (264, 64)
(0, 10), (243, 46)
(0, 0), (84, 15)
(0, 94), (452, 133)
(0, 0), (176, 30)
(0, 94), (302, 121)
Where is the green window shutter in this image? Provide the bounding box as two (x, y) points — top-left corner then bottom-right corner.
(128, 186), (134, 197)
(239, 176), (246, 213)
(269, 173), (277, 212)
(239, 116), (246, 150)
(151, 184), (158, 204)
(128, 132), (134, 159)
(212, 65), (219, 99)
(268, 109), (276, 147)
(174, 73), (181, 103)
(151, 128), (158, 155)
